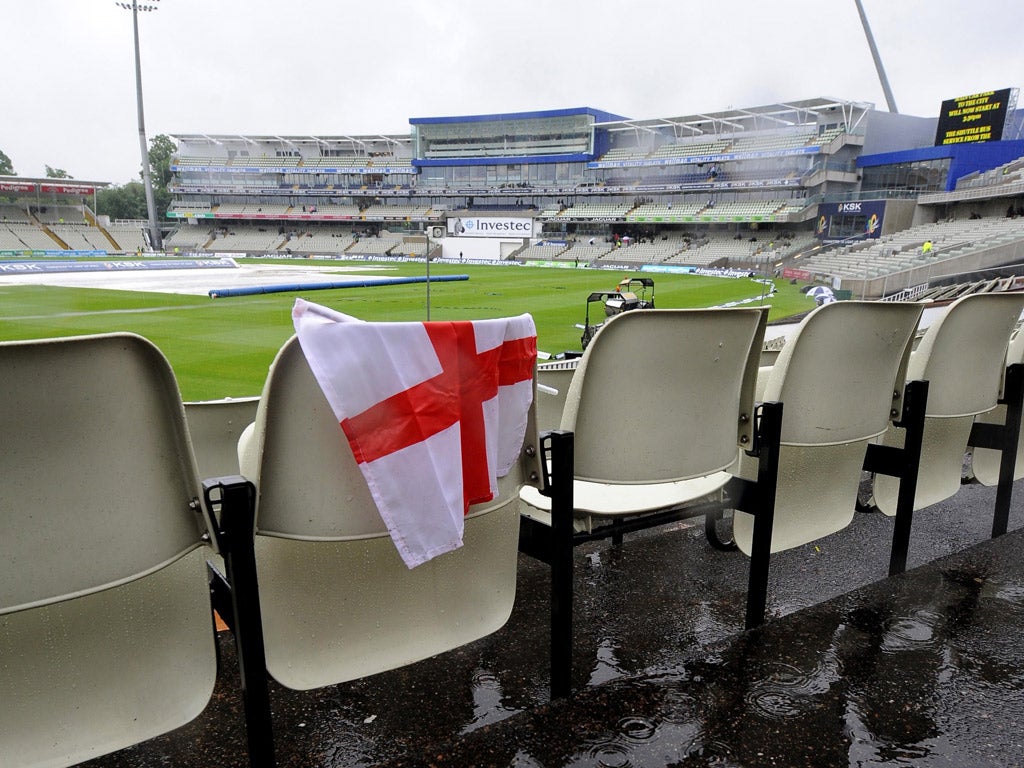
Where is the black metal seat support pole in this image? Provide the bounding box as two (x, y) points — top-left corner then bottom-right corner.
(204, 477), (277, 768)
(969, 363), (1024, 538)
(991, 364), (1024, 537)
(741, 401), (783, 631)
(545, 431), (576, 700)
(861, 380), (929, 577)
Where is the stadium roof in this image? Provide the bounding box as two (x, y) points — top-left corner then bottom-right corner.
(597, 97), (876, 137)
(169, 134), (412, 149)
(0, 176), (109, 190)
(409, 107), (627, 126)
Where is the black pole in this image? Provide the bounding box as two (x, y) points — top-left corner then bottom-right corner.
(547, 431), (575, 699)
(744, 401), (783, 631)
(204, 477), (277, 768)
(991, 363), (1024, 537)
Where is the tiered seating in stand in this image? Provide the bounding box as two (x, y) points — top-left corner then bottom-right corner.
(163, 226), (212, 251)
(515, 241), (572, 261)
(549, 202), (634, 220)
(649, 139), (731, 159)
(281, 229), (357, 255)
(173, 155), (227, 167)
(662, 232), (758, 266)
(595, 237), (688, 265)
(206, 226), (286, 253)
(3, 223), (62, 251)
(314, 203), (361, 217)
(700, 200), (784, 219)
(213, 203), (249, 216)
(727, 130), (814, 153)
(801, 216), (1024, 281)
(172, 201), (213, 211)
(30, 204), (84, 225)
(629, 201), (706, 218)
(104, 221), (149, 253)
(0, 204), (30, 223)
(955, 154), (1024, 190)
(361, 204), (432, 219)
(346, 233), (406, 255)
(559, 241), (614, 263)
(598, 146), (650, 163)
(230, 155), (301, 168)
(49, 223), (110, 251)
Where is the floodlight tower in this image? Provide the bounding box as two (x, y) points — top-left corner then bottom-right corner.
(117, 1), (163, 251)
(854, 0), (899, 114)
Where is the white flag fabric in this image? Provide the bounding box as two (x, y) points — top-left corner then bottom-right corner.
(292, 298), (536, 568)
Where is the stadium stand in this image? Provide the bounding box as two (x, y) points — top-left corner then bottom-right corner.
(104, 220), (149, 253)
(5, 94), (1024, 294)
(206, 226), (287, 253)
(163, 225), (211, 250)
(279, 228), (357, 255)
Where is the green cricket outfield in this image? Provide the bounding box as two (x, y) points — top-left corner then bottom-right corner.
(0, 259), (811, 400)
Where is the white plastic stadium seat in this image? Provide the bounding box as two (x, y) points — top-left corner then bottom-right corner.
(236, 334), (541, 690)
(723, 301), (924, 629)
(520, 307), (767, 533)
(0, 333), (218, 768)
(731, 301), (924, 554)
(873, 292), (1024, 516)
(518, 307), (768, 697)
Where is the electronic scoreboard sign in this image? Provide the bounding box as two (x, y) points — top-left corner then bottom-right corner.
(934, 88), (1012, 146)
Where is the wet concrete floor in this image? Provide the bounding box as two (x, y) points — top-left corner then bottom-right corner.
(80, 479), (1024, 767)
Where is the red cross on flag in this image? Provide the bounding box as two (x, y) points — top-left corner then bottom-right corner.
(293, 298), (537, 568)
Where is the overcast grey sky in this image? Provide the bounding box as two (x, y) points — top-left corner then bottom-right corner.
(4, 0), (1022, 184)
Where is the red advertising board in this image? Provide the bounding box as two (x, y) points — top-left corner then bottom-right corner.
(39, 184), (95, 195)
(0, 181), (36, 193)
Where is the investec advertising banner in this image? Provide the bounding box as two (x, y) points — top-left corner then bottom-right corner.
(447, 217), (532, 238)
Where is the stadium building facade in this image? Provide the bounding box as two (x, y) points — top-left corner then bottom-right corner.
(6, 91), (1024, 298)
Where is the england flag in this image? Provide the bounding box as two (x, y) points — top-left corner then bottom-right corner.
(292, 298), (536, 567)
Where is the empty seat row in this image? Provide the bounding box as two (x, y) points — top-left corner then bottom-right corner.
(524, 292), (1024, 696)
(3, 292), (1024, 765)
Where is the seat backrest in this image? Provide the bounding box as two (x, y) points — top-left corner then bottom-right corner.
(241, 334), (541, 690)
(185, 395), (260, 478)
(0, 333), (216, 768)
(874, 292), (1024, 514)
(907, 292), (1024, 418)
(732, 301), (924, 554)
(971, 327), (1024, 485)
(562, 307), (768, 485)
(762, 301), (923, 446)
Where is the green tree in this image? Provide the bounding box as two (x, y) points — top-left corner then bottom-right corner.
(0, 149), (16, 176)
(45, 165), (73, 179)
(147, 134), (177, 221)
(96, 181), (148, 221)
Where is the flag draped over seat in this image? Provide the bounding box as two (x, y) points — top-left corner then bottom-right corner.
(292, 298), (537, 567)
